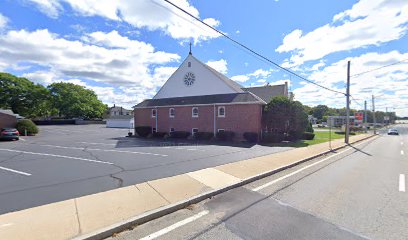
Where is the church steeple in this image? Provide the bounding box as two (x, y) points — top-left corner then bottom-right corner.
(189, 42), (192, 55)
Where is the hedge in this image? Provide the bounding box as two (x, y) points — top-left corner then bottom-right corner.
(262, 133), (284, 143)
(169, 131), (190, 139)
(216, 131), (235, 141)
(135, 126), (152, 137)
(302, 132), (315, 140)
(243, 132), (258, 143)
(152, 132), (167, 138)
(193, 132), (214, 140)
(16, 119), (39, 135)
(334, 131), (356, 135)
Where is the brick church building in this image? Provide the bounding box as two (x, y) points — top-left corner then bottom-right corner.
(133, 52), (289, 140)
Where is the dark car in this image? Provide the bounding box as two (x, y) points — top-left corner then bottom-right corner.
(0, 128), (20, 140)
(387, 129), (399, 135)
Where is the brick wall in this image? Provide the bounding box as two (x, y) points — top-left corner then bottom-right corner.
(134, 104), (263, 140)
(0, 113), (17, 129)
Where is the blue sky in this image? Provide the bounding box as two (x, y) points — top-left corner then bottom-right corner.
(0, 0), (407, 116)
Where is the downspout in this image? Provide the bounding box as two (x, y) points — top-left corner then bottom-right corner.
(260, 104), (263, 141)
(155, 107), (158, 132)
(213, 104), (216, 136)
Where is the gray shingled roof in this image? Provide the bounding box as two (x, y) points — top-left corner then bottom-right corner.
(134, 92), (264, 108)
(242, 84), (286, 103)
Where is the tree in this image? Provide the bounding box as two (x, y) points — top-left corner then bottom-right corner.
(48, 82), (107, 119)
(0, 72), (56, 118)
(312, 105), (329, 120)
(263, 96), (309, 140)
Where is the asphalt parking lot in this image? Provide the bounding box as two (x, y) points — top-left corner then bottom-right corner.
(0, 125), (292, 214)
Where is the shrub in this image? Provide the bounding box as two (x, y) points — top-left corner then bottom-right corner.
(305, 122), (314, 133)
(286, 130), (303, 141)
(169, 131), (190, 139)
(243, 132), (258, 143)
(302, 132), (315, 140)
(194, 132), (214, 140)
(152, 132), (167, 138)
(262, 132), (284, 143)
(334, 131), (356, 135)
(216, 131), (235, 141)
(135, 126), (151, 137)
(16, 119), (39, 135)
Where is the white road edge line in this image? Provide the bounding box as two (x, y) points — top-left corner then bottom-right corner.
(401, 150), (405, 155)
(139, 210), (209, 240)
(0, 148), (114, 165)
(39, 144), (168, 157)
(0, 166), (31, 176)
(252, 141), (367, 192)
(400, 174), (406, 192)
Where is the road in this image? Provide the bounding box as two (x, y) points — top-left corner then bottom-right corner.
(0, 125), (291, 214)
(109, 125), (408, 240)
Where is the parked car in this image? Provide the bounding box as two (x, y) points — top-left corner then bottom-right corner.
(387, 129), (399, 135)
(0, 128), (20, 140)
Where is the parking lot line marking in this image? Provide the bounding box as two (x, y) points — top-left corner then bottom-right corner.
(139, 210), (209, 240)
(0, 166), (31, 176)
(400, 174), (406, 192)
(401, 150), (405, 155)
(79, 142), (116, 146)
(39, 144), (168, 157)
(0, 148), (114, 165)
(402, 142), (404, 146)
(252, 141), (367, 192)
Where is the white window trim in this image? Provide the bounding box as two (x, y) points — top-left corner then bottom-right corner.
(169, 108), (175, 118)
(151, 109), (156, 118)
(192, 107), (199, 118)
(152, 127), (157, 133)
(217, 129), (225, 133)
(218, 106), (225, 117)
(170, 127), (175, 132)
(192, 128), (198, 136)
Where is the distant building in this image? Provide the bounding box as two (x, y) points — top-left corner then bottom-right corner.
(133, 52), (290, 140)
(327, 116), (355, 128)
(105, 105), (133, 128)
(108, 104), (132, 116)
(0, 109), (21, 129)
(308, 115), (317, 125)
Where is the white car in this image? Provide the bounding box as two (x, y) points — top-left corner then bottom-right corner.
(387, 129), (399, 135)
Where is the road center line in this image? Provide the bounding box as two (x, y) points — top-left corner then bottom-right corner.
(0, 148), (114, 165)
(252, 141), (368, 192)
(0, 166), (31, 176)
(39, 144), (168, 157)
(400, 174), (406, 192)
(139, 210), (209, 240)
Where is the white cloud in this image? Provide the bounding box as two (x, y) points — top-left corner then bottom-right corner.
(294, 51), (408, 117)
(206, 59), (228, 74)
(276, 0), (408, 66)
(26, 0), (221, 42)
(231, 75), (250, 83)
(0, 29), (181, 108)
(0, 13), (8, 29)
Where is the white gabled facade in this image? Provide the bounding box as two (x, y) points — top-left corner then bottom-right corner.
(153, 54), (244, 99)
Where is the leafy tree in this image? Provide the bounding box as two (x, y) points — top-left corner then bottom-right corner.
(0, 72), (56, 118)
(263, 96), (309, 140)
(48, 82), (107, 119)
(312, 105), (329, 120)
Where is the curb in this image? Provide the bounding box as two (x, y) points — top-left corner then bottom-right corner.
(72, 134), (377, 240)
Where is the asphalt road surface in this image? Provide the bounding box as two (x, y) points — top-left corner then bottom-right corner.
(0, 125), (292, 214)
(109, 125), (407, 240)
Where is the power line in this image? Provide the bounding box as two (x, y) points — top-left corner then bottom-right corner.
(351, 58), (408, 78)
(159, 0), (346, 96)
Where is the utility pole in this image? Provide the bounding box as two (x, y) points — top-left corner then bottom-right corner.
(364, 100), (367, 132)
(372, 95), (376, 134)
(345, 61), (351, 144)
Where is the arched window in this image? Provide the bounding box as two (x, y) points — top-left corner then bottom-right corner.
(192, 107), (199, 117)
(218, 106), (225, 117)
(169, 108), (175, 118)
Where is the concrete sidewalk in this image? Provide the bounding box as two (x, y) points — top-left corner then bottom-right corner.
(0, 134), (374, 240)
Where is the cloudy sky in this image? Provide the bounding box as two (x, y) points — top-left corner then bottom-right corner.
(0, 0), (407, 116)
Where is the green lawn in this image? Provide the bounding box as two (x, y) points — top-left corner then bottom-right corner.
(268, 130), (351, 148)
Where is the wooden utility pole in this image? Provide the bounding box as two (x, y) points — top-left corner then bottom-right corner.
(372, 95), (376, 134)
(345, 61), (351, 144)
(364, 100), (368, 132)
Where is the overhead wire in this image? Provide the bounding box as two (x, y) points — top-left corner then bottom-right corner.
(351, 58), (408, 78)
(158, 0), (346, 95)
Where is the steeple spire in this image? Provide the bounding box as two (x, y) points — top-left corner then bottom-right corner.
(189, 42), (192, 55)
